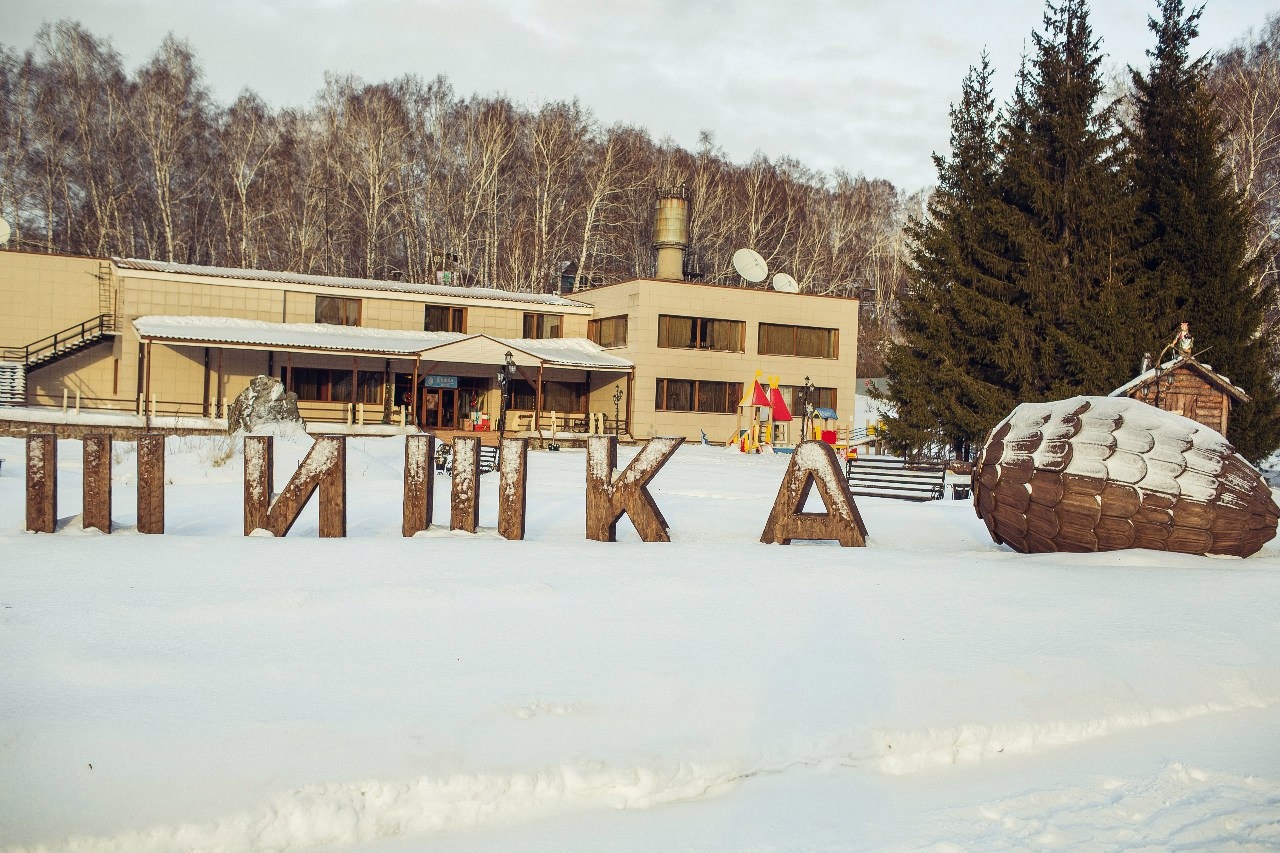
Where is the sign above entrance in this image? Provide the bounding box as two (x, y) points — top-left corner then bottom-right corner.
(423, 375), (458, 389)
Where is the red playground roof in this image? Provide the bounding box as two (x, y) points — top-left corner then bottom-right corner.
(768, 386), (793, 421)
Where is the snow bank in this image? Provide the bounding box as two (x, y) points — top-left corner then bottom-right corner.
(2, 435), (1280, 852)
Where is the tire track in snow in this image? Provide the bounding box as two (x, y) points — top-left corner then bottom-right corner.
(872, 682), (1280, 776)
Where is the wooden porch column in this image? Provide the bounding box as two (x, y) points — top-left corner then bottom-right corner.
(626, 370), (635, 437)
(382, 358), (392, 424)
(411, 355), (420, 428)
(144, 340), (153, 430)
(534, 364), (544, 433)
(202, 347), (211, 418)
(217, 349), (224, 418)
(351, 357), (359, 422)
(285, 352), (293, 391)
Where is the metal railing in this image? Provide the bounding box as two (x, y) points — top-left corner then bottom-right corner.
(1, 314), (115, 365)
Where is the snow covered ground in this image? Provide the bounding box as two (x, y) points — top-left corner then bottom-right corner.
(2, 431), (1279, 852)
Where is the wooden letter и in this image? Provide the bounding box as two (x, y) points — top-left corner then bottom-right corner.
(450, 436), (481, 533)
(585, 435), (684, 542)
(402, 434), (435, 537)
(498, 438), (529, 541)
(81, 433), (112, 534)
(137, 434), (166, 534)
(243, 434), (347, 537)
(25, 434), (56, 534)
(760, 440), (868, 546)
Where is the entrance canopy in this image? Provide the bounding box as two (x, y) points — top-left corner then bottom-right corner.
(133, 315), (634, 373)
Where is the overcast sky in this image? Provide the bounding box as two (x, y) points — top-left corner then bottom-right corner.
(5, 0), (1274, 191)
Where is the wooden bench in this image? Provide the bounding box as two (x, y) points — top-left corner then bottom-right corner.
(845, 456), (947, 502)
(435, 443), (499, 475)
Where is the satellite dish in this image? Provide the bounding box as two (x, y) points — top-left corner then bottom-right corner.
(732, 248), (768, 283)
(0, 217), (10, 246)
(772, 272), (799, 293)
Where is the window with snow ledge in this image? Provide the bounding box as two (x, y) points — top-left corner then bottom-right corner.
(315, 296), (361, 326)
(425, 304), (465, 332)
(522, 312), (563, 339)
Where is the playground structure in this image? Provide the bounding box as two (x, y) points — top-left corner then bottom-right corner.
(726, 370), (889, 458)
(729, 373), (790, 453)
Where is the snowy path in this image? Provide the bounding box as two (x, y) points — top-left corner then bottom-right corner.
(2, 436), (1279, 851)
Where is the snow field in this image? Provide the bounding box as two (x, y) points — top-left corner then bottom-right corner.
(1, 433), (1279, 852)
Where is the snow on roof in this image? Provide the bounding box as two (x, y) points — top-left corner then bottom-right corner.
(132, 316), (635, 370)
(1110, 356), (1250, 403)
(133, 315), (467, 355)
(495, 336), (635, 370)
(113, 258), (592, 309)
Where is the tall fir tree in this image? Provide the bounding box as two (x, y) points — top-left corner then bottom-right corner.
(994, 0), (1145, 400)
(883, 56), (1032, 457)
(1130, 0), (1280, 461)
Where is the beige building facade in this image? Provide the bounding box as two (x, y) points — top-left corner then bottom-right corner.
(1, 250), (857, 442)
(574, 279), (858, 443)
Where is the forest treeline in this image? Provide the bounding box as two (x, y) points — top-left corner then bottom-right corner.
(0, 21), (912, 322)
(884, 1), (1280, 461)
(0, 13), (1276, 385)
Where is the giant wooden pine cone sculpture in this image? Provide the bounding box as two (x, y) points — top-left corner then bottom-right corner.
(972, 396), (1279, 557)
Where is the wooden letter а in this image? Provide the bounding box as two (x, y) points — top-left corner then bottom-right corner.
(761, 440), (868, 546)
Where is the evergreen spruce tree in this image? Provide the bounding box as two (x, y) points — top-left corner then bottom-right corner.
(994, 0), (1145, 399)
(882, 56), (1031, 457)
(1130, 0), (1280, 461)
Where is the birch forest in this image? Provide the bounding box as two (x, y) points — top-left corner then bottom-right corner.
(0, 22), (913, 302)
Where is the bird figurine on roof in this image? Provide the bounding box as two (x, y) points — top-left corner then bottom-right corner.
(1175, 321), (1194, 355)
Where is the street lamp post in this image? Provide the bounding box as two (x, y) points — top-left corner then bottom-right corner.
(613, 387), (624, 437)
(497, 350), (515, 436)
(799, 375), (815, 441)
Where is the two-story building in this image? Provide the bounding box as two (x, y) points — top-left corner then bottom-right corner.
(0, 199), (858, 442)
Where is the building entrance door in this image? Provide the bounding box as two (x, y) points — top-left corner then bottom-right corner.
(421, 387), (458, 429)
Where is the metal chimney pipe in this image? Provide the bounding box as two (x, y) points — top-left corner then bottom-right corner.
(653, 184), (689, 280)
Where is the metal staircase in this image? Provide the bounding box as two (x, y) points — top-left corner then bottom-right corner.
(0, 313), (119, 406)
(0, 361), (24, 406)
(2, 314), (117, 370)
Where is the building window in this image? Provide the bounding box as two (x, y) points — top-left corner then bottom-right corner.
(781, 384), (838, 413)
(658, 314), (744, 352)
(523, 313), (563, 339)
(290, 368), (385, 404)
(424, 305), (465, 332)
(655, 378), (743, 413)
(315, 296), (361, 326)
(758, 323), (838, 358)
(509, 379), (585, 412)
(588, 315), (628, 348)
